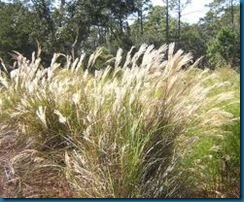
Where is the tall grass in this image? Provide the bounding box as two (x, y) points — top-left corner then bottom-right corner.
(0, 44), (239, 197)
(177, 67), (240, 197)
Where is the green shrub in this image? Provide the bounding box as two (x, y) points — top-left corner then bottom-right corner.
(207, 27), (240, 69)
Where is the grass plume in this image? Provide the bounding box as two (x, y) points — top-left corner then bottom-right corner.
(0, 43), (239, 198)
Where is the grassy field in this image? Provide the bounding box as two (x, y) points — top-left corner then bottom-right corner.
(0, 44), (240, 198)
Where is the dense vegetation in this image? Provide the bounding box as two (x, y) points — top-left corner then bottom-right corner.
(0, 44), (240, 198)
(0, 0), (240, 198)
(0, 0), (240, 69)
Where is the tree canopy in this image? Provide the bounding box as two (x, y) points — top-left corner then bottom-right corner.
(0, 0), (240, 69)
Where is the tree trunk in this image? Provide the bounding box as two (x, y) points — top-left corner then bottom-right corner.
(178, 0), (181, 46)
(119, 15), (123, 34)
(140, 5), (143, 35)
(230, 0), (234, 29)
(166, 0), (169, 44)
(137, 10), (140, 35)
(59, 0), (65, 27)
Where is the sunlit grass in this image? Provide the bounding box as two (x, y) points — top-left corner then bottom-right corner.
(177, 67), (240, 197)
(0, 44), (239, 198)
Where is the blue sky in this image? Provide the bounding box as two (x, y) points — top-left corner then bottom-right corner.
(152, 0), (213, 24)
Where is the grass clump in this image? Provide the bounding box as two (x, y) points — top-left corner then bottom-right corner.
(0, 44), (239, 198)
(178, 67), (240, 197)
